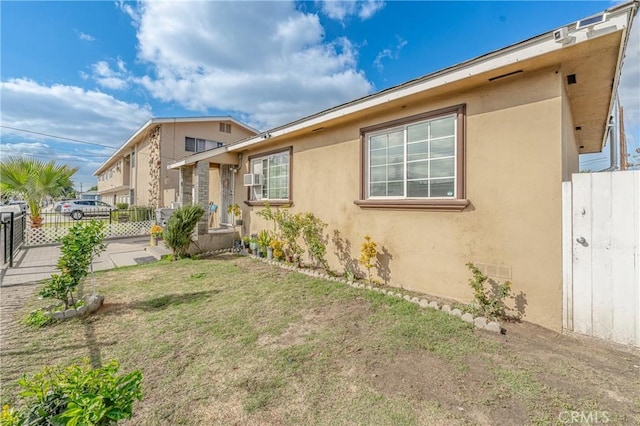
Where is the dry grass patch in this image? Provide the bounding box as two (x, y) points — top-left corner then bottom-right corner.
(1, 254), (639, 425)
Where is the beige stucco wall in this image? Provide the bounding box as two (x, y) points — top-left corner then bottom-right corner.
(135, 138), (152, 206)
(160, 121), (255, 207)
(238, 68), (573, 331)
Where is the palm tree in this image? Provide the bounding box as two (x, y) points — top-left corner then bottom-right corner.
(0, 157), (78, 227)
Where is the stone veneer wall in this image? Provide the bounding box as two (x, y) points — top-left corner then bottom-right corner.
(148, 125), (162, 209)
(180, 166), (193, 206)
(193, 161), (209, 235)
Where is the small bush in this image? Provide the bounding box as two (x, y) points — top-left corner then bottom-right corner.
(39, 220), (106, 309)
(24, 310), (53, 328)
(115, 202), (129, 210)
(11, 359), (142, 425)
(300, 213), (327, 269)
(164, 204), (205, 260)
(359, 235), (378, 284)
(465, 262), (513, 320)
(129, 206), (153, 222)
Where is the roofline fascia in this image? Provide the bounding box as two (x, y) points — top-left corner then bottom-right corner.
(93, 115), (258, 175)
(167, 1), (637, 170)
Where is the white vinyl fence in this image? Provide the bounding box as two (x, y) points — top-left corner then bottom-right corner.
(562, 171), (640, 347)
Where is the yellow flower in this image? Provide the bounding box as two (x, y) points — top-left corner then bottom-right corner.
(150, 224), (163, 237)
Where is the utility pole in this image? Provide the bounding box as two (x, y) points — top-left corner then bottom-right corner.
(619, 105), (627, 171)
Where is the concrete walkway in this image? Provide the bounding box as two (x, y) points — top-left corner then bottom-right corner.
(0, 237), (171, 343)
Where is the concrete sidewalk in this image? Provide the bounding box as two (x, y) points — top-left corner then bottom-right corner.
(1, 236), (171, 288)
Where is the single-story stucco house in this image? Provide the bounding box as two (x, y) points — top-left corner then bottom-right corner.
(168, 1), (637, 332)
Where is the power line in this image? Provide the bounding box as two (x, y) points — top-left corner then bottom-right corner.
(1, 152), (105, 165)
(0, 126), (118, 150)
(0, 148), (110, 158)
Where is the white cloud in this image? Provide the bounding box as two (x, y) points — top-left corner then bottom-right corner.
(78, 31), (95, 42)
(0, 78), (152, 186)
(358, 0), (385, 20)
(373, 36), (408, 71)
(127, 1), (373, 129)
(0, 78), (150, 147)
(319, 0), (384, 23)
(116, 0), (140, 25)
(91, 60), (129, 90)
(618, 19), (639, 146)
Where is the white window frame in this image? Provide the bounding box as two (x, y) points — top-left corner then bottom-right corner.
(365, 113), (458, 200)
(249, 149), (291, 201)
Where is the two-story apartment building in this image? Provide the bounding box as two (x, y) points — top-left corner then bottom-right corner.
(94, 117), (257, 208)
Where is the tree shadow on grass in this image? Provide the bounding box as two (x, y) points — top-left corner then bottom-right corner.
(133, 291), (219, 311)
(98, 290), (220, 317)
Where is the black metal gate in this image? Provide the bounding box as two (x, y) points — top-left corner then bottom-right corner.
(1, 212), (26, 267)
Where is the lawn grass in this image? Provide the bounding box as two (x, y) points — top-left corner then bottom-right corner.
(2, 254), (639, 425)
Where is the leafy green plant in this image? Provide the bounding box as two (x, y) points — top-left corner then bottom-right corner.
(164, 204), (205, 260)
(257, 229), (272, 255)
(344, 268), (356, 282)
(274, 210), (304, 265)
(115, 202), (128, 210)
(465, 262), (513, 320)
(359, 235), (378, 285)
(227, 203), (241, 219)
(24, 310), (53, 328)
(40, 220), (106, 308)
(12, 359), (142, 425)
(256, 201), (278, 233)
(1, 404), (20, 426)
(300, 213), (327, 269)
(269, 239), (285, 260)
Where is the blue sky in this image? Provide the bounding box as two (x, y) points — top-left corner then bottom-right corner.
(1, 1), (638, 190)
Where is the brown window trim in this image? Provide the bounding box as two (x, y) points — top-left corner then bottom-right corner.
(244, 200), (293, 208)
(246, 146), (293, 204)
(357, 104), (467, 211)
(353, 199), (469, 211)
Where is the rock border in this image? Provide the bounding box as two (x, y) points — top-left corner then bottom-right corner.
(44, 294), (105, 320)
(207, 249), (505, 334)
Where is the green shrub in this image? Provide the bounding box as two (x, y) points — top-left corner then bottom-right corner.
(40, 220), (106, 308)
(465, 262), (513, 320)
(129, 206), (153, 222)
(11, 359), (142, 425)
(164, 204), (205, 260)
(115, 202), (128, 210)
(300, 213), (327, 269)
(24, 310), (53, 328)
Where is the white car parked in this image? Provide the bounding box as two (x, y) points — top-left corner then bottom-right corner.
(59, 200), (117, 220)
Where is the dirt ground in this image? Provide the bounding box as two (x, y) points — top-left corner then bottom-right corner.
(362, 321), (640, 425)
(2, 255), (639, 425)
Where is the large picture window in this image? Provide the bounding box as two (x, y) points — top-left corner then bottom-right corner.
(357, 104), (467, 211)
(249, 149), (291, 201)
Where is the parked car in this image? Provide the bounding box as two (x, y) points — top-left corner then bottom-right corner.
(8, 201), (28, 214)
(59, 200), (117, 220)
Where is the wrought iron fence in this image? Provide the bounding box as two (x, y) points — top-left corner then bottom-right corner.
(1, 212), (26, 267)
(24, 207), (155, 246)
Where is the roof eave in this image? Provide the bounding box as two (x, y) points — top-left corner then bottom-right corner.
(166, 1), (637, 169)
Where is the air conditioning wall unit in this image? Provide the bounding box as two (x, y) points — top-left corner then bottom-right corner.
(243, 173), (262, 186)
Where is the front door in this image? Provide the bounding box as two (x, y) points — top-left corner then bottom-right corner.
(219, 165), (234, 226)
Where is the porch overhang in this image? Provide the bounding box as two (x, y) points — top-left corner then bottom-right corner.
(168, 151), (239, 169)
(97, 185), (130, 195)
